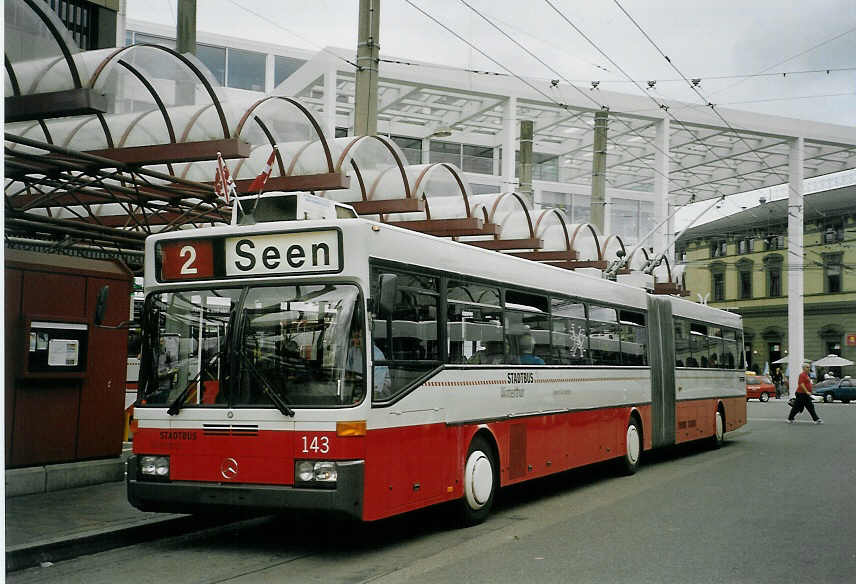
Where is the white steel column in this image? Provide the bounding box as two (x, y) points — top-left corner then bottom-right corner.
(421, 138), (430, 164)
(787, 137), (805, 397)
(323, 65), (337, 139)
(653, 117), (670, 256)
(265, 54), (275, 94)
(501, 96), (518, 192)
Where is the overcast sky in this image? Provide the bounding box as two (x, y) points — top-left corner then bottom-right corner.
(128, 0), (855, 125)
(127, 1), (855, 228)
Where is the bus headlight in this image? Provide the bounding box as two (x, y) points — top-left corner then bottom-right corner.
(140, 455), (170, 478)
(295, 461), (338, 486)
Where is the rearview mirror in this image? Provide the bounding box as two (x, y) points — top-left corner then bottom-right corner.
(376, 274), (398, 319)
(94, 285), (109, 326)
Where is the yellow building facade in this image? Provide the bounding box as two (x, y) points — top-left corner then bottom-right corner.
(678, 187), (856, 377)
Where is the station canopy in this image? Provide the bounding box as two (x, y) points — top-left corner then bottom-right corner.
(6, 0), (856, 282)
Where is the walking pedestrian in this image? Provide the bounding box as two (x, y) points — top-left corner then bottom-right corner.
(772, 367), (783, 399)
(787, 362), (822, 424)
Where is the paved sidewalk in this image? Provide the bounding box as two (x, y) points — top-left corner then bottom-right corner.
(5, 480), (196, 572)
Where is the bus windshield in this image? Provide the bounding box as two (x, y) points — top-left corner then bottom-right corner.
(139, 284), (364, 409)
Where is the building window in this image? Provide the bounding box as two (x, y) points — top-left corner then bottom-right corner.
(197, 44), (226, 85)
(430, 141), (494, 173)
(227, 48), (265, 91)
(389, 136), (422, 165)
(710, 240), (727, 258)
(274, 55), (305, 86)
(462, 145), (494, 174)
(132, 32), (176, 50)
(713, 272), (725, 301)
(737, 238), (754, 254)
(47, 0), (99, 49)
(765, 255), (783, 297)
(610, 198), (655, 246)
(470, 183), (500, 195)
(429, 140), (461, 166)
(739, 270), (752, 299)
(764, 235), (785, 250)
(824, 253), (843, 293)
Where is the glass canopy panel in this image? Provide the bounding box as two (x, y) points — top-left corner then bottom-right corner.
(569, 224), (600, 261)
(344, 137), (406, 202)
(44, 115), (111, 149)
(235, 98), (332, 177)
(484, 193), (533, 239)
(5, 0), (80, 95)
(5, 121), (52, 152)
(534, 209), (572, 252)
(411, 164), (469, 220)
(118, 110), (174, 147)
(601, 235), (625, 263)
(93, 45), (225, 142)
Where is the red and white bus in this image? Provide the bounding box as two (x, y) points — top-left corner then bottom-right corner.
(127, 193), (746, 524)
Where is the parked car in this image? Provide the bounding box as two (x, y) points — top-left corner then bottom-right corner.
(746, 372), (776, 402)
(812, 377), (856, 403)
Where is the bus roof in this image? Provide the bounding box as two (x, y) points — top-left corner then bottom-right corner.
(144, 217), (741, 329)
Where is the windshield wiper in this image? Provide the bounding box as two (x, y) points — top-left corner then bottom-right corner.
(167, 351), (222, 416)
(239, 350), (295, 417)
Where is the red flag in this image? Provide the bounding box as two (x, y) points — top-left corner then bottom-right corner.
(247, 148), (277, 193)
(214, 153), (226, 200)
(214, 152), (236, 204)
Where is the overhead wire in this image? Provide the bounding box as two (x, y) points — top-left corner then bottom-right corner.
(542, 0), (751, 197)
(404, 0), (740, 275)
(225, 0), (360, 70)
(707, 24), (856, 98)
(426, 0), (694, 197)
(609, 0), (855, 277)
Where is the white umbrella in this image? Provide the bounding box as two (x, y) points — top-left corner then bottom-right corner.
(772, 355), (814, 365)
(812, 354), (855, 367)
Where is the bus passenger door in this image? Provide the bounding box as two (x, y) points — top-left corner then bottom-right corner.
(647, 297), (676, 448)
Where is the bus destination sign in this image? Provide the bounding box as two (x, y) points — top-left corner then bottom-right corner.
(225, 230), (340, 277)
(161, 239), (215, 280)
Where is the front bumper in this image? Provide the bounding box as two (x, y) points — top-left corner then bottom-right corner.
(126, 455), (364, 520)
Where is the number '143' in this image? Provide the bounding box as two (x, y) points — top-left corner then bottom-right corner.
(301, 435), (329, 454)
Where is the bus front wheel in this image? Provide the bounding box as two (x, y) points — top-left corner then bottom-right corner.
(458, 435), (497, 526)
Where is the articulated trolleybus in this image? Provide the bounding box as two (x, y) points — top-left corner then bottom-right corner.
(128, 192), (746, 524)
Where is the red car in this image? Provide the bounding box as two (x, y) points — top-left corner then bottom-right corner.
(746, 373), (776, 402)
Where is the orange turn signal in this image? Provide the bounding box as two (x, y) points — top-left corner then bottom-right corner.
(336, 420), (367, 437)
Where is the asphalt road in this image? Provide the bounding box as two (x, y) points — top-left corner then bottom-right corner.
(10, 400), (856, 584)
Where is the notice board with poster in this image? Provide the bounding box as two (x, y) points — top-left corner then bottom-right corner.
(23, 320), (89, 377)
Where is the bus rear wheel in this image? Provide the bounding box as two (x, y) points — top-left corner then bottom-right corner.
(619, 418), (642, 475)
(711, 409), (725, 448)
(458, 435), (497, 526)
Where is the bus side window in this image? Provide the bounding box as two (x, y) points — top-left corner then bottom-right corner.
(589, 305), (620, 366)
(619, 310), (647, 366)
(370, 270), (440, 400)
(505, 310), (549, 365)
(689, 323), (708, 368)
(674, 319), (691, 367)
(550, 298), (588, 365)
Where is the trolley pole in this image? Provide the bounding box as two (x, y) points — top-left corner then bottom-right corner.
(519, 120), (534, 208)
(176, 0), (196, 55)
(354, 0), (380, 136)
(591, 107), (608, 233)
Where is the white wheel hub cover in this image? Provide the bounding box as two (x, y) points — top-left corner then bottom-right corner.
(465, 451), (493, 508)
(626, 425), (640, 464)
